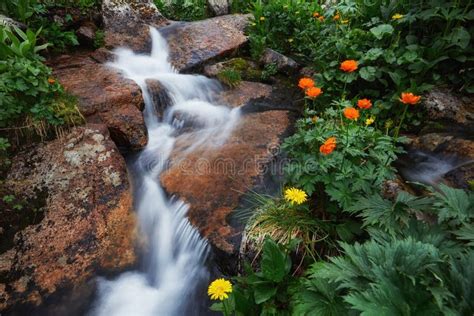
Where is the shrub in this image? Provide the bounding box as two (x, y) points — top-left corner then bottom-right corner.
(282, 101), (404, 210)
(0, 26), (82, 135)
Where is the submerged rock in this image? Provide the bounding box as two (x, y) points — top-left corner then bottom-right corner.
(160, 14), (251, 71)
(161, 109), (290, 273)
(52, 53), (147, 150)
(407, 133), (474, 189)
(0, 124), (137, 313)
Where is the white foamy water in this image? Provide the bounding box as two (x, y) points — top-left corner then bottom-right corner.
(91, 27), (240, 316)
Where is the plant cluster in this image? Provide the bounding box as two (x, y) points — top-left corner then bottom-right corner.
(0, 26), (83, 144)
(248, 0), (474, 127)
(154, 0), (207, 21)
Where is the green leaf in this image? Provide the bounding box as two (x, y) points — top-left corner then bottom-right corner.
(447, 27), (470, 49)
(360, 66), (377, 82)
(254, 283), (278, 304)
(261, 238), (291, 282)
(370, 24), (394, 40)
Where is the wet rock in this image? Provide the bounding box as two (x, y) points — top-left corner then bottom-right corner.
(76, 23), (97, 46)
(52, 53), (147, 150)
(216, 81), (273, 108)
(161, 110), (290, 273)
(0, 124), (137, 313)
(203, 58), (262, 82)
(409, 133), (474, 189)
(102, 0), (168, 52)
(423, 88), (474, 125)
(260, 48), (298, 75)
(207, 0), (231, 16)
(160, 14), (251, 71)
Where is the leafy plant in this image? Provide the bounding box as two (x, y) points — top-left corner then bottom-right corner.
(211, 238), (295, 316)
(283, 104), (404, 209)
(240, 191), (336, 261)
(0, 25), (82, 136)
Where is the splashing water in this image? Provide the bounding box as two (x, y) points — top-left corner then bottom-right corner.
(91, 27), (240, 316)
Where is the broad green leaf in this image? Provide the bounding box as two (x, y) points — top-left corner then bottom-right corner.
(370, 24), (394, 40)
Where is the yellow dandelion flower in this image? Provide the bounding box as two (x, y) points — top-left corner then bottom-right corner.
(392, 13), (403, 20)
(284, 187), (308, 205)
(260, 16), (265, 21)
(208, 278), (232, 301)
(365, 116), (375, 126)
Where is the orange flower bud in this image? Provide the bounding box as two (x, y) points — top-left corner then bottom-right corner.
(298, 77), (315, 90)
(357, 98), (372, 109)
(340, 60), (358, 72)
(343, 107), (360, 120)
(320, 137), (336, 155)
(306, 86), (322, 99)
(48, 78), (56, 84)
(399, 92), (421, 105)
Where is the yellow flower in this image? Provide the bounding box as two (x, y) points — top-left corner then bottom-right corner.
(392, 13), (403, 20)
(284, 187), (308, 205)
(341, 19), (349, 24)
(251, 22), (256, 26)
(365, 116), (375, 126)
(208, 279), (232, 301)
(260, 16), (265, 21)
(288, 38), (294, 43)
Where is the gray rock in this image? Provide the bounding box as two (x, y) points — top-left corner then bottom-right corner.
(207, 0), (231, 16)
(102, 0), (169, 51)
(0, 14), (26, 29)
(423, 88), (474, 124)
(76, 23), (97, 46)
(260, 48), (298, 75)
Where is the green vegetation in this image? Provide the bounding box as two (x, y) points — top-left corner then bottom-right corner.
(154, 0), (207, 21)
(206, 1), (474, 315)
(249, 0), (474, 127)
(217, 68), (242, 88)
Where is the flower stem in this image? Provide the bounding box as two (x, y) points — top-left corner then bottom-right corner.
(223, 300), (231, 316)
(394, 104), (408, 139)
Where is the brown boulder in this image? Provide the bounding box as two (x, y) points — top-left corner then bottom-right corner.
(423, 88), (474, 125)
(52, 53), (147, 150)
(216, 81), (273, 108)
(160, 14), (251, 71)
(161, 110), (290, 272)
(102, 0), (169, 52)
(0, 124), (137, 313)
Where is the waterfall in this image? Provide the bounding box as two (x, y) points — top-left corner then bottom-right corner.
(91, 27), (240, 316)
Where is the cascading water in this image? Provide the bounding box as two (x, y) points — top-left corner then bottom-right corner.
(91, 28), (240, 316)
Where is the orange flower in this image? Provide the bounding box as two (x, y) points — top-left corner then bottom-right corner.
(318, 16), (325, 22)
(357, 98), (372, 109)
(313, 12), (320, 18)
(343, 107), (360, 120)
(333, 14), (340, 21)
(48, 78), (56, 84)
(320, 137), (336, 155)
(306, 86), (322, 99)
(340, 60), (358, 72)
(311, 116), (318, 123)
(298, 77), (314, 90)
(399, 92), (421, 105)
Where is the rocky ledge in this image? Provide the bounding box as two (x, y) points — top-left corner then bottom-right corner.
(0, 125), (137, 314)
